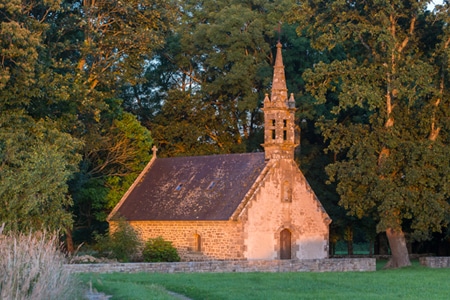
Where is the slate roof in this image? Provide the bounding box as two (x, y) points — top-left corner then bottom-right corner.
(111, 152), (267, 221)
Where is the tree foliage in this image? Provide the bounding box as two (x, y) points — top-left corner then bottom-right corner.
(0, 0), (165, 238)
(55, 0), (171, 242)
(122, 0), (297, 156)
(290, 0), (450, 266)
(95, 219), (142, 262)
(0, 0), (82, 232)
(0, 112), (81, 231)
(2, 0), (448, 257)
(70, 108), (153, 231)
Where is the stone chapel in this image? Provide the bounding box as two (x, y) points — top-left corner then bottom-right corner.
(107, 42), (331, 261)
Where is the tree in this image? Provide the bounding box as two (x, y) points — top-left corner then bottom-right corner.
(1, 0), (162, 245)
(0, 0), (83, 232)
(50, 0), (176, 93)
(149, 89), (227, 156)
(290, 1), (450, 267)
(37, 0), (172, 245)
(0, 112), (81, 232)
(69, 102), (153, 245)
(122, 0), (297, 156)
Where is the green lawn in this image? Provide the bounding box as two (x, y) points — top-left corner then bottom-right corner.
(79, 261), (450, 300)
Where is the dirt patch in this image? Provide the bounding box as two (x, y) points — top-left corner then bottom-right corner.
(84, 289), (112, 300)
(167, 290), (193, 300)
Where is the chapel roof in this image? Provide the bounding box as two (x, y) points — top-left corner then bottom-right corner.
(110, 152), (267, 221)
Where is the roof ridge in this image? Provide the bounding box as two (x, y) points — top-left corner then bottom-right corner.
(155, 152), (264, 160)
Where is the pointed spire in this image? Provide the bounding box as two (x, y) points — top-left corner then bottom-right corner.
(271, 42), (288, 105)
(288, 93), (295, 108)
(262, 42), (298, 160)
(264, 93), (270, 106)
(274, 41), (284, 68)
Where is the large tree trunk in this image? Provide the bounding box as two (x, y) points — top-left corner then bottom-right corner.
(65, 226), (75, 254)
(384, 228), (411, 269)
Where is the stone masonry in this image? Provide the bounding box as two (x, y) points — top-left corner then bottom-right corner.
(67, 258), (376, 274)
(420, 257), (450, 268)
(241, 158), (330, 260)
(129, 220), (245, 261)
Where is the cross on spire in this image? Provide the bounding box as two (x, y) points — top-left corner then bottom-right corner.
(275, 21), (283, 42)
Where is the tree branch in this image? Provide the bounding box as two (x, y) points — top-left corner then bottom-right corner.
(397, 16), (416, 53)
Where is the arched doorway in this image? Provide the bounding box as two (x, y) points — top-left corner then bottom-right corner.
(280, 229), (291, 259)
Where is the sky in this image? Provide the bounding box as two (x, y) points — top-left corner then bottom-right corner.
(427, 0), (445, 11)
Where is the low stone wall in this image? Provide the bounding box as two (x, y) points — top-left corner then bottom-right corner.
(419, 257), (450, 268)
(67, 258), (375, 274)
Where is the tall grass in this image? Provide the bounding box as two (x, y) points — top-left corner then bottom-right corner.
(0, 230), (79, 300)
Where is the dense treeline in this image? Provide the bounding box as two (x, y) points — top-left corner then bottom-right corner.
(0, 0), (173, 249)
(1, 0), (448, 267)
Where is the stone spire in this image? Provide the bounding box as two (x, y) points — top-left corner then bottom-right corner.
(271, 42), (288, 105)
(262, 42), (299, 160)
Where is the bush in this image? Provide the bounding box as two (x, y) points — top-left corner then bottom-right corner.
(142, 237), (180, 262)
(95, 219), (142, 262)
(0, 230), (79, 300)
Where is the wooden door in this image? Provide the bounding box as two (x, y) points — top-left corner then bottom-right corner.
(280, 229), (291, 259)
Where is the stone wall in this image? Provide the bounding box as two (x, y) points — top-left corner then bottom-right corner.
(124, 220), (245, 261)
(241, 159), (330, 260)
(419, 257), (450, 268)
(67, 258), (375, 274)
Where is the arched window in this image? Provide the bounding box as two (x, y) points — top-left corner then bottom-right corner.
(194, 233), (201, 252)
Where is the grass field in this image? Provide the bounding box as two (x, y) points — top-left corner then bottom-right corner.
(79, 260), (450, 300)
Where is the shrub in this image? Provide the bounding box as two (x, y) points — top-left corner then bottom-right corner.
(142, 237), (180, 262)
(95, 219), (142, 262)
(0, 230), (79, 300)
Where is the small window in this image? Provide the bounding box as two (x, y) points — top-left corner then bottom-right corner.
(194, 234), (201, 252)
(283, 120), (287, 127)
(175, 183), (183, 191)
(283, 130), (287, 140)
(271, 119), (276, 126)
(282, 181), (292, 202)
(272, 129), (276, 139)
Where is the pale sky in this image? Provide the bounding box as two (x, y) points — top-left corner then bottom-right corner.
(428, 0), (444, 11)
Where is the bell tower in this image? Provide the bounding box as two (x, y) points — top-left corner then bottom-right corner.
(262, 42), (299, 160)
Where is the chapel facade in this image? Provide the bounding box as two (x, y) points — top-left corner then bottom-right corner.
(107, 43), (331, 261)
